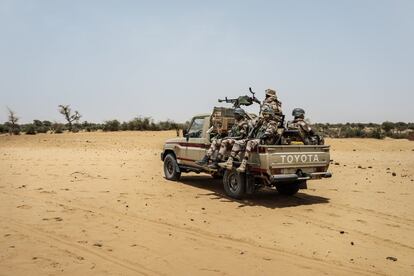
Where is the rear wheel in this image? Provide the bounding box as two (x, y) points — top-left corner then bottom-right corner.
(163, 154), (181, 181)
(276, 181), (300, 196)
(223, 169), (246, 199)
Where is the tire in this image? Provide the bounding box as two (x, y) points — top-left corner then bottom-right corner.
(163, 154), (181, 181)
(223, 169), (246, 199)
(276, 181), (300, 196)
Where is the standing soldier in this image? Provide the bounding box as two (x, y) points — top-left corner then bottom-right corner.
(196, 108), (249, 168)
(219, 106), (279, 172)
(261, 88), (283, 123)
(287, 108), (323, 145)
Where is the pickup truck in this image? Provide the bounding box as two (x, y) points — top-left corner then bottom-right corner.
(161, 113), (332, 199)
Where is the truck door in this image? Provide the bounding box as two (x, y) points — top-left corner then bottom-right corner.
(185, 116), (208, 166)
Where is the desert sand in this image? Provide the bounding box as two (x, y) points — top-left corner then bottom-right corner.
(0, 131), (413, 275)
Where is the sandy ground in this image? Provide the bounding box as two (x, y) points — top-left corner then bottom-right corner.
(0, 131), (413, 276)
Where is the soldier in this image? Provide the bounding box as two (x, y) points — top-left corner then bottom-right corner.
(209, 108), (250, 169)
(287, 108), (323, 145)
(261, 88), (283, 123)
(219, 106), (279, 172)
(196, 108), (249, 168)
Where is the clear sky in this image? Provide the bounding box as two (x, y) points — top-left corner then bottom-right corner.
(0, 0), (413, 124)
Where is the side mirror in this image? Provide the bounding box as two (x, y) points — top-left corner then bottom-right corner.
(182, 128), (188, 137)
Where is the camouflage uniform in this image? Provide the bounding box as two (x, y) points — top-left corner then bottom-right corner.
(288, 118), (313, 139)
(261, 89), (283, 123)
(206, 137), (223, 158)
(220, 107), (279, 172)
(218, 117), (249, 157)
(242, 120), (278, 161)
(196, 108), (248, 167)
(287, 108), (322, 145)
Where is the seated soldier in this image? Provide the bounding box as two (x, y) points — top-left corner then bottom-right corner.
(219, 106), (279, 172)
(212, 108), (251, 169)
(196, 108), (249, 168)
(287, 108), (324, 145)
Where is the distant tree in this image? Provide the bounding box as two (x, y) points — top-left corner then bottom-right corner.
(369, 128), (384, 139)
(42, 120), (52, 128)
(32, 119), (49, 133)
(381, 121), (394, 133)
(395, 122), (408, 133)
(103, 120), (120, 131)
(25, 124), (36, 135)
(121, 122), (129, 131)
(58, 105), (81, 132)
(52, 122), (64, 134)
(7, 107), (20, 135)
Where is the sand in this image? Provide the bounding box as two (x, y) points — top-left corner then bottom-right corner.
(0, 131), (413, 275)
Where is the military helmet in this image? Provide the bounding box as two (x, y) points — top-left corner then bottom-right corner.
(233, 108), (245, 116)
(292, 108), (305, 117)
(261, 106), (275, 116)
(265, 89), (276, 97)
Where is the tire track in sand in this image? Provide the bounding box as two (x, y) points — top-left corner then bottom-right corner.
(1, 217), (161, 276)
(2, 190), (383, 276)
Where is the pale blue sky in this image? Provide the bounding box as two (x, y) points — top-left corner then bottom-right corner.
(0, 0), (413, 124)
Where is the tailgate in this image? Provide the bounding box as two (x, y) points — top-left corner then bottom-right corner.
(256, 145), (331, 177)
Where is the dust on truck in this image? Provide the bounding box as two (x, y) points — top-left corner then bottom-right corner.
(161, 109), (332, 199)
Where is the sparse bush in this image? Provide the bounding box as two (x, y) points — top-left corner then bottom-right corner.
(368, 128), (384, 139)
(32, 119), (49, 133)
(121, 122), (129, 131)
(382, 121), (394, 133)
(52, 123), (64, 134)
(25, 124), (36, 135)
(36, 126), (48, 133)
(103, 120), (120, 131)
(0, 124), (6, 133)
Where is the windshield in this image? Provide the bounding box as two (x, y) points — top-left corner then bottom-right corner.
(188, 117), (205, 138)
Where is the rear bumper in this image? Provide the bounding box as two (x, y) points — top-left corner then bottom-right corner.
(271, 172), (332, 182)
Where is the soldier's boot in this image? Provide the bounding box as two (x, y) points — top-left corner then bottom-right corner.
(218, 157), (233, 170)
(196, 155), (209, 166)
(208, 154), (223, 170)
(236, 159), (248, 173)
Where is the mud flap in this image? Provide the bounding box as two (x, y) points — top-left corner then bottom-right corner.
(175, 162), (181, 173)
(245, 174), (255, 195)
(299, 181), (308, 189)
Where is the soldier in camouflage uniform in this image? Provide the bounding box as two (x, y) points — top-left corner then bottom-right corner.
(219, 106), (279, 172)
(261, 89), (283, 123)
(287, 108), (323, 145)
(210, 108), (250, 169)
(196, 108), (249, 168)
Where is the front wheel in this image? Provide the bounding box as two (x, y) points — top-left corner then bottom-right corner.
(223, 169), (246, 199)
(163, 154), (181, 181)
(276, 181), (300, 196)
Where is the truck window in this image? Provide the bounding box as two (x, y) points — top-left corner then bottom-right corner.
(188, 118), (205, 138)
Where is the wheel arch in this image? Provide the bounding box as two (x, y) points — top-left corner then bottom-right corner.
(162, 149), (177, 161)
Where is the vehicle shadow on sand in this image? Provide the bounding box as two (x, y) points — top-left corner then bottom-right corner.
(178, 175), (330, 209)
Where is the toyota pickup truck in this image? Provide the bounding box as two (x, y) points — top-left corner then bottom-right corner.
(161, 112), (332, 199)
